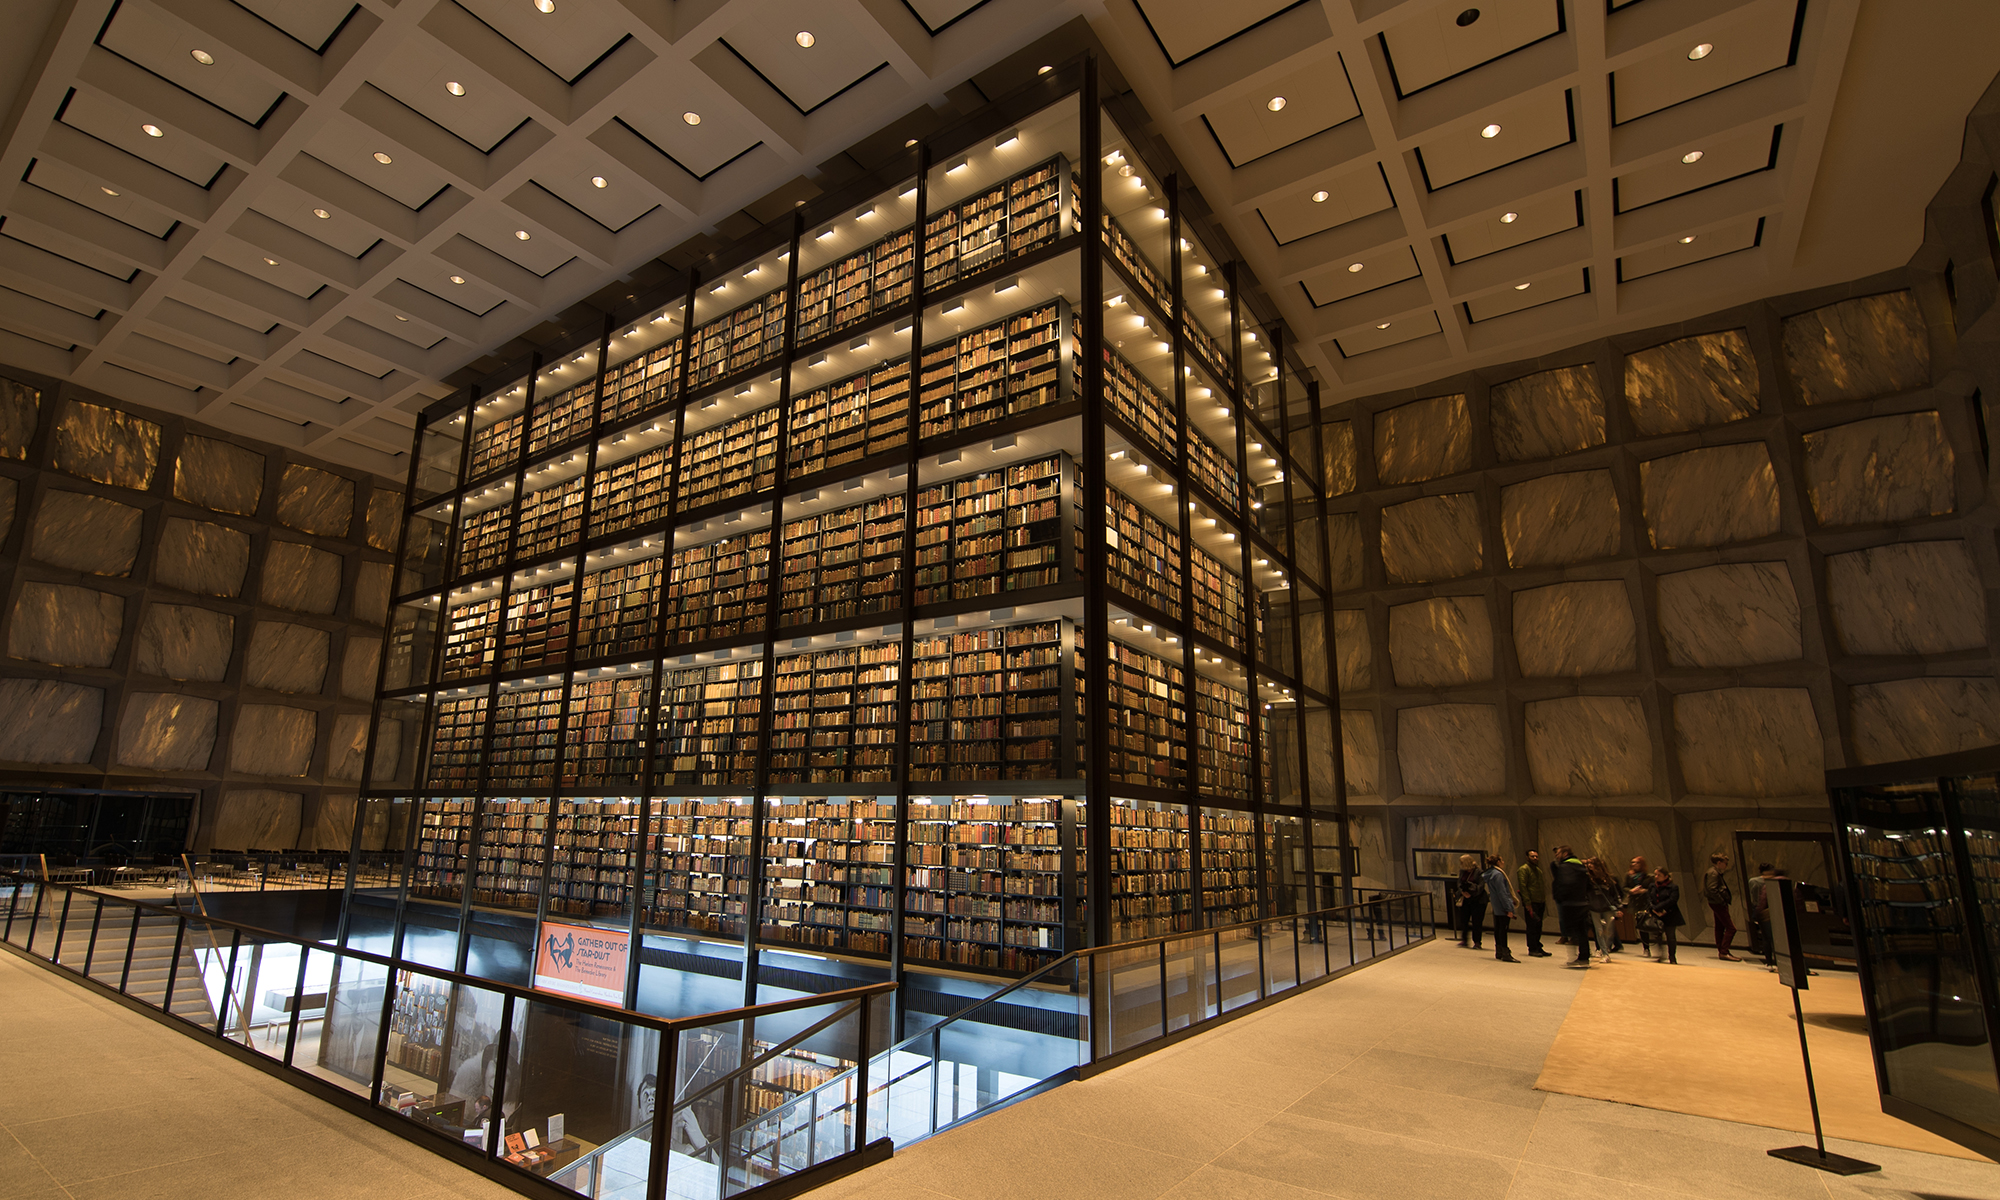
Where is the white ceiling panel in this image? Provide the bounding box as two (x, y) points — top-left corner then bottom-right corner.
(99, 2), (286, 124)
(1259, 164), (1396, 245)
(1134, 0), (1302, 65)
(235, 0), (358, 52)
(722, 0), (889, 113)
(1612, 0), (1800, 124)
(60, 87), (228, 186)
(1440, 189), (1578, 263)
(1415, 87), (1572, 190)
(456, 0), (630, 83)
(1203, 56), (1359, 167)
(1615, 124), (1778, 212)
(1381, 0), (1564, 96)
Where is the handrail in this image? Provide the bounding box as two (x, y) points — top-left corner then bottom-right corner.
(0, 869), (896, 1038)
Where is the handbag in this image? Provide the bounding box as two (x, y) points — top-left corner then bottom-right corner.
(1637, 910), (1664, 935)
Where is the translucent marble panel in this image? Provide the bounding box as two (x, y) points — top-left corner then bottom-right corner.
(0, 476), (15, 542)
(275, 463), (354, 537)
(1656, 562), (1802, 667)
(1333, 609), (1371, 691)
(1374, 394), (1471, 485)
(0, 679), (101, 763)
(154, 518), (251, 596)
(341, 636), (383, 699)
(1388, 596), (1492, 687)
(54, 401), (160, 490)
(245, 621), (330, 694)
(1639, 443), (1779, 549)
(32, 491), (141, 576)
(0, 376), (40, 458)
(262, 541), (342, 615)
(1624, 330), (1760, 436)
(1534, 816), (1670, 880)
(114, 693), (218, 770)
(1328, 513), (1364, 591)
(1525, 696), (1653, 796)
(1826, 541), (1986, 656)
(1512, 581), (1637, 677)
(1323, 421), (1356, 495)
(1380, 493), (1482, 583)
(1406, 815), (1516, 871)
(1673, 688), (1823, 797)
(1801, 412), (1955, 527)
(1849, 677), (2000, 765)
(1783, 291), (1929, 406)
(310, 793), (357, 851)
(327, 712), (370, 781)
(366, 489), (403, 551)
(230, 704), (317, 777)
(211, 789), (302, 852)
(1501, 470), (1620, 567)
(1343, 710), (1380, 796)
(173, 435), (264, 515)
(8, 583), (123, 667)
(1491, 364), (1606, 461)
(1397, 703), (1506, 797)
(133, 604), (234, 681)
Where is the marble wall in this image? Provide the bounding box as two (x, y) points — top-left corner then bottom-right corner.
(1323, 255), (1994, 933)
(0, 367), (402, 852)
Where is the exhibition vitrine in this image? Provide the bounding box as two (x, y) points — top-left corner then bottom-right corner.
(351, 61), (1349, 1008)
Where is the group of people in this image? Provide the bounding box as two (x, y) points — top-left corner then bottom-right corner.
(1453, 848), (1789, 970)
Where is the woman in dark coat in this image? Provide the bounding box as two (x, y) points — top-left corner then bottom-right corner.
(1456, 854), (1488, 949)
(1649, 867), (1685, 965)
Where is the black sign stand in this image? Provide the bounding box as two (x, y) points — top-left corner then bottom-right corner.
(1765, 878), (1880, 1176)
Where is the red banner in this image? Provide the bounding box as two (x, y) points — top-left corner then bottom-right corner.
(533, 920), (631, 1004)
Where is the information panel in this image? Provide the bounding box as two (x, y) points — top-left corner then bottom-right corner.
(533, 920), (632, 1004)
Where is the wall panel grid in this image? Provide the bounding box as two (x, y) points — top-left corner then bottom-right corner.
(363, 76), (1358, 986)
(0, 364), (402, 851)
(1325, 273), (1993, 821)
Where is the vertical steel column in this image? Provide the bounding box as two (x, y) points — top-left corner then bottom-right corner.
(1165, 175), (1202, 936)
(1079, 54), (1113, 951)
(1224, 264), (1270, 918)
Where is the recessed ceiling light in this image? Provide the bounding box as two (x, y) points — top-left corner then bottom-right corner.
(141, 124), (163, 137)
(262, 257), (278, 266)
(534, 0), (554, 11)
(904, 138), (917, 147)
(590, 176), (608, 188)
(515, 229), (531, 240)
(1682, 150), (1704, 163)
(1689, 43), (1714, 60)
(1375, 322), (1392, 329)
(1514, 282), (1531, 290)
(373, 151), (393, 164)
(1037, 65), (1053, 75)
(682, 112), (701, 126)
(1311, 190), (1329, 203)
(1456, 8), (1480, 26)
(100, 186), (119, 197)
(1267, 96), (1287, 112)
(449, 275), (466, 284)
(312, 208), (330, 219)
(190, 49), (215, 65)
(446, 81), (466, 96)
(1679, 235), (1696, 244)
(1500, 211), (1518, 223)
(1347, 262), (1364, 273)
(395, 314), (409, 321)
(1480, 123), (1501, 138)
(795, 31), (815, 47)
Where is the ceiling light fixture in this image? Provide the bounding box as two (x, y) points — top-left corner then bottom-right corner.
(1514, 282), (1531, 290)
(312, 207), (330, 219)
(446, 81), (466, 96)
(1267, 96), (1286, 112)
(1347, 262), (1364, 273)
(514, 229), (531, 240)
(534, 0), (555, 11)
(1480, 123), (1501, 138)
(191, 49), (215, 65)
(1376, 321), (1392, 329)
(904, 138), (917, 147)
(1456, 8), (1481, 26)
(100, 186), (119, 197)
(395, 314), (409, 321)
(373, 151), (393, 164)
(1037, 65), (1053, 75)
(1689, 42), (1714, 60)
(262, 257), (278, 265)
(142, 123), (163, 137)
(449, 275), (466, 284)
(1311, 189), (1329, 203)
(1679, 235), (1696, 244)
(591, 175), (608, 188)
(1682, 149), (1704, 163)
(1500, 211), (1518, 223)
(682, 111), (702, 126)
(795, 31), (815, 47)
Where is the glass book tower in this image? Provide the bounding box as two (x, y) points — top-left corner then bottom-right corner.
(352, 60), (1349, 1010)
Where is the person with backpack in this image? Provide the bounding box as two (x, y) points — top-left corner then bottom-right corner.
(1702, 852), (1741, 961)
(1550, 845), (1593, 969)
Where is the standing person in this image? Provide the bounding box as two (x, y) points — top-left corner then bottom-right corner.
(1550, 845), (1592, 969)
(1483, 854), (1520, 962)
(1703, 853), (1741, 961)
(1584, 857), (1621, 963)
(1623, 856), (1653, 957)
(1517, 850), (1550, 957)
(1456, 854), (1488, 950)
(1650, 867), (1685, 964)
(1749, 862), (1781, 970)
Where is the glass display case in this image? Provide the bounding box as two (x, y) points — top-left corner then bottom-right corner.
(1829, 747), (2000, 1161)
(350, 59), (1350, 995)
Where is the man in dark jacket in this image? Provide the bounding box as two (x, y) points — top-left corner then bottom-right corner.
(1702, 852), (1740, 961)
(1550, 846), (1593, 969)
(1482, 854), (1520, 963)
(1517, 850), (1549, 957)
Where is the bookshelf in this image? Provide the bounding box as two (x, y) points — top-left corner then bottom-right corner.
(383, 75), (1344, 981)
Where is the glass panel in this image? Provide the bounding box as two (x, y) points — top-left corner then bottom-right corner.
(1098, 116), (1170, 318)
(903, 794), (1068, 973)
(1263, 814), (1307, 917)
(644, 796), (754, 942)
(402, 502), (454, 597)
(1241, 310), (1280, 429)
(1161, 937), (1209, 1032)
(1103, 944), (1162, 1053)
(381, 970), (507, 1153)
(1262, 918), (1299, 994)
(1179, 221), (1232, 386)
(49, 889), (97, 967)
(171, 919), (225, 1026)
(1215, 925), (1260, 1012)
(600, 303), (685, 429)
(712, 1001), (870, 1198)
(86, 896), (133, 987)
(415, 411), (468, 503)
(220, 939), (304, 1058)
(503, 998), (660, 1198)
(796, 176), (918, 346)
(474, 797), (550, 915)
(385, 601), (442, 692)
(688, 239), (790, 393)
(1104, 797), (1190, 940)
(527, 344), (601, 458)
(1200, 807), (1258, 927)
(1261, 681), (1302, 807)
(291, 948), (365, 1090)
(1104, 633), (1189, 795)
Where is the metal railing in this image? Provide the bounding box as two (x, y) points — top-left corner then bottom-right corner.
(0, 872), (892, 1200)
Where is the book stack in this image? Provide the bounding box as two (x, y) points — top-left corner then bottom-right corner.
(454, 502), (514, 580)
(922, 157), (1073, 291)
(574, 560), (661, 660)
(1102, 343), (1177, 462)
(467, 411), (524, 483)
(1188, 431), (1242, 511)
(601, 338), (682, 426)
(1191, 545), (1246, 651)
(587, 444), (675, 539)
(654, 661), (764, 787)
(1100, 213), (1170, 315)
(473, 798), (550, 910)
(1094, 799), (1193, 940)
(679, 406), (779, 514)
(562, 677), (649, 787)
(787, 358), (910, 481)
(1104, 484), (1183, 618)
(412, 797), (474, 899)
(904, 796), (1066, 971)
(907, 620), (1071, 781)
(502, 577), (574, 672)
(515, 477), (586, 563)
(528, 382), (594, 456)
(486, 684), (565, 789)
(1194, 675), (1252, 802)
(1105, 641), (1188, 789)
(913, 454), (1074, 606)
(758, 797), (898, 954)
(769, 643), (901, 785)
(440, 596), (501, 681)
(778, 495), (905, 628)
(917, 301), (1074, 437)
(663, 531), (772, 645)
(549, 798), (639, 917)
(425, 697), (489, 788)
(1200, 809), (1258, 925)
(691, 292), (787, 390)
(646, 797), (753, 935)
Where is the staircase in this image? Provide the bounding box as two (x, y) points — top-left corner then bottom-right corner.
(36, 898), (219, 1025)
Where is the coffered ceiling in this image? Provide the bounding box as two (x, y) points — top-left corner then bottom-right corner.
(0, 0), (1994, 479)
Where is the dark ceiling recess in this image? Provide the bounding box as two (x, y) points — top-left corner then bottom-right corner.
(1457, 9), (1481, 27)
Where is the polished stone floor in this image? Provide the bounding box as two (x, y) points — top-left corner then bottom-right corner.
(818, 940), (2000, 1200)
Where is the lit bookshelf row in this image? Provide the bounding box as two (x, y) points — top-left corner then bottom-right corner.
(375, 70), (1351, 985)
